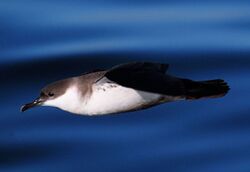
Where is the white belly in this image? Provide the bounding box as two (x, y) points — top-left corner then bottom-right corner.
(82, 83), (163, 115)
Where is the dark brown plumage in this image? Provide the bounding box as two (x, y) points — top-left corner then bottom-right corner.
(104, 62), (229, 99)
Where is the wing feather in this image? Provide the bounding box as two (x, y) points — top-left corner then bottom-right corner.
(102, 62), (186, 96)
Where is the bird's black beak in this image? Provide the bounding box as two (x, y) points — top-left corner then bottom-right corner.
(21, 97), (44, 112)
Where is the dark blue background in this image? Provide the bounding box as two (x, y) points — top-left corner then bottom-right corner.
(1, 0), (250, 171)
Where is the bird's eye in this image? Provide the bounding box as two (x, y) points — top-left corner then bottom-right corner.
(48, 92), (54, 97)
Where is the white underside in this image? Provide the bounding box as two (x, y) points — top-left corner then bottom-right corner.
(83, 83), (163, 115)
(43, 79), (183, 115)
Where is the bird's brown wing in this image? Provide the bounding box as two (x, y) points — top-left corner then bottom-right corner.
(103, 62), (186, 96)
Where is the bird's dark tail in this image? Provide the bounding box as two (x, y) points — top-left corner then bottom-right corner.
(182, 79), (230, 100)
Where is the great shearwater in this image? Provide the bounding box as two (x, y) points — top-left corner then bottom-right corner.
(21, 62), (229, 115)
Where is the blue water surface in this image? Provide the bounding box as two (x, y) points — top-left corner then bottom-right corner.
(1, 0), (250, 172)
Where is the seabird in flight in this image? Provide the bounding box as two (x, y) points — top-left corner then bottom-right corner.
(21, 62), (229, 115)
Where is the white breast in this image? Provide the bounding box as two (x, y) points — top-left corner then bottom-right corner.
(82, 83), (163, 115)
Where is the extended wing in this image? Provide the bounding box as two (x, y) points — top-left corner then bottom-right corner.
(101, 62), (186, 96)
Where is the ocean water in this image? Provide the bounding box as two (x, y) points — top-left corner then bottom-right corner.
(1, 0), (250, 172)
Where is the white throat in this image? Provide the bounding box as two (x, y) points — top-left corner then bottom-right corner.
(42, 86), (84, 114)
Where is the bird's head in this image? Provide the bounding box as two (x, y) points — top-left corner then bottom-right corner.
(21, 78), (77, 113)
